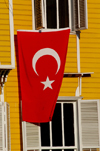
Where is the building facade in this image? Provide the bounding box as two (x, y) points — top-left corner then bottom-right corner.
(0, 0), (100, 151)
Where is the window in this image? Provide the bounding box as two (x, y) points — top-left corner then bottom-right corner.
(40, 102), (77, 150)
(22, 101), (77, 151)
(32, 0), (88, 32)
(22, 99), (100, 151)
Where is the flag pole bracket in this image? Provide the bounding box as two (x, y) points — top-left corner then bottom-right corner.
(63, 72), (94, 78)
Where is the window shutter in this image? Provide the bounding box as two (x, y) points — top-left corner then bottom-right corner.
(80, 100), (100, 147)
(5, 103), (11, 151)
(22, 122), (40, 150)
(73, 0), (88, 31)
(26, 122), (39, 148)
(34, 0), (43, 29)
(73, 0), (78, 29)
(79, 0), (85, 28)
(0, 102), (11, 151)
(0, 103), (3, 151)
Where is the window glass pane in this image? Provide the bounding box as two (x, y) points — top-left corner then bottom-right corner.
(46, 0), (57, 28)
(52, 103), (62, 146)
(59, 0), (69, 28)
(63, 103), (75, 146)
(40, 122), (50, 146)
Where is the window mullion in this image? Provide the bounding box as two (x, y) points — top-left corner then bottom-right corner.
(49, 121), (52, 147)
(61, 102), (65, 147)
(68, 0), (71, 31)
(32, 0), (35, 30)
(44, 0), (47, 29)
(39, 124), (41, 151)
(56, 0), (59, 29)
(77, 100), (82, 151)
(24, 122), (27, 151)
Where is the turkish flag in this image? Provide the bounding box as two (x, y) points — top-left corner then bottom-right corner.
(17, 28), (70, 123)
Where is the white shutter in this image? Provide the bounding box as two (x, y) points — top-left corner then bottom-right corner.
(0, 103), (3, 151)
(0, 102), (11, 151)
(80, 100), (100, 148)
(5, 102), (11, 151)
(22, 122), (40, 151)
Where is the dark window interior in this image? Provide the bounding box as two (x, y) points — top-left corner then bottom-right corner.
(40, 103), (75, 147)
(59, 0), (69, 28)
(52, 103), (62, 146)
(63, 103), (75, 146)
(64, 149), (74, 151)
(46, 0), (57, 28)
(46, 0), (69, 28)
(42, 150), (74, 151)
(40, 122), (50, 146)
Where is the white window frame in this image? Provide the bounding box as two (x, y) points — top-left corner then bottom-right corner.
(0, 0), (15, 69)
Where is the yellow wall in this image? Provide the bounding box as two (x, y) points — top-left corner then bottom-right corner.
(0, 0), (11, 65)
(81, 0), (100, 99)
(13, 0), (32, 35)
(1, 0), (100, 150)
(59, 35), (78, 96)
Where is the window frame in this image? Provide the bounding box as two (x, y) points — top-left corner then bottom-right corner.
(22, 99), (78, 151)
(41, 0), (72, 30)
(39, 101), (78, 151)
(32, 0), (88, 33)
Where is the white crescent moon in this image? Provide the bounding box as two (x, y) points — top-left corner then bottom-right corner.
(32, 48), (61, 76)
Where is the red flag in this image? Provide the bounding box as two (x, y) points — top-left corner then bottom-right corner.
(17, 28), (70, 123)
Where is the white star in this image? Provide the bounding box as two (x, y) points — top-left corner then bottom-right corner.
(41, 76), (55, 90)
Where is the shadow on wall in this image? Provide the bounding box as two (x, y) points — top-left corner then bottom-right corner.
(14, 35), (23, 151)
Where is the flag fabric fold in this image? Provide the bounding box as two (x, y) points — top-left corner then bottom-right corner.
(17, 28), (70, 123)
